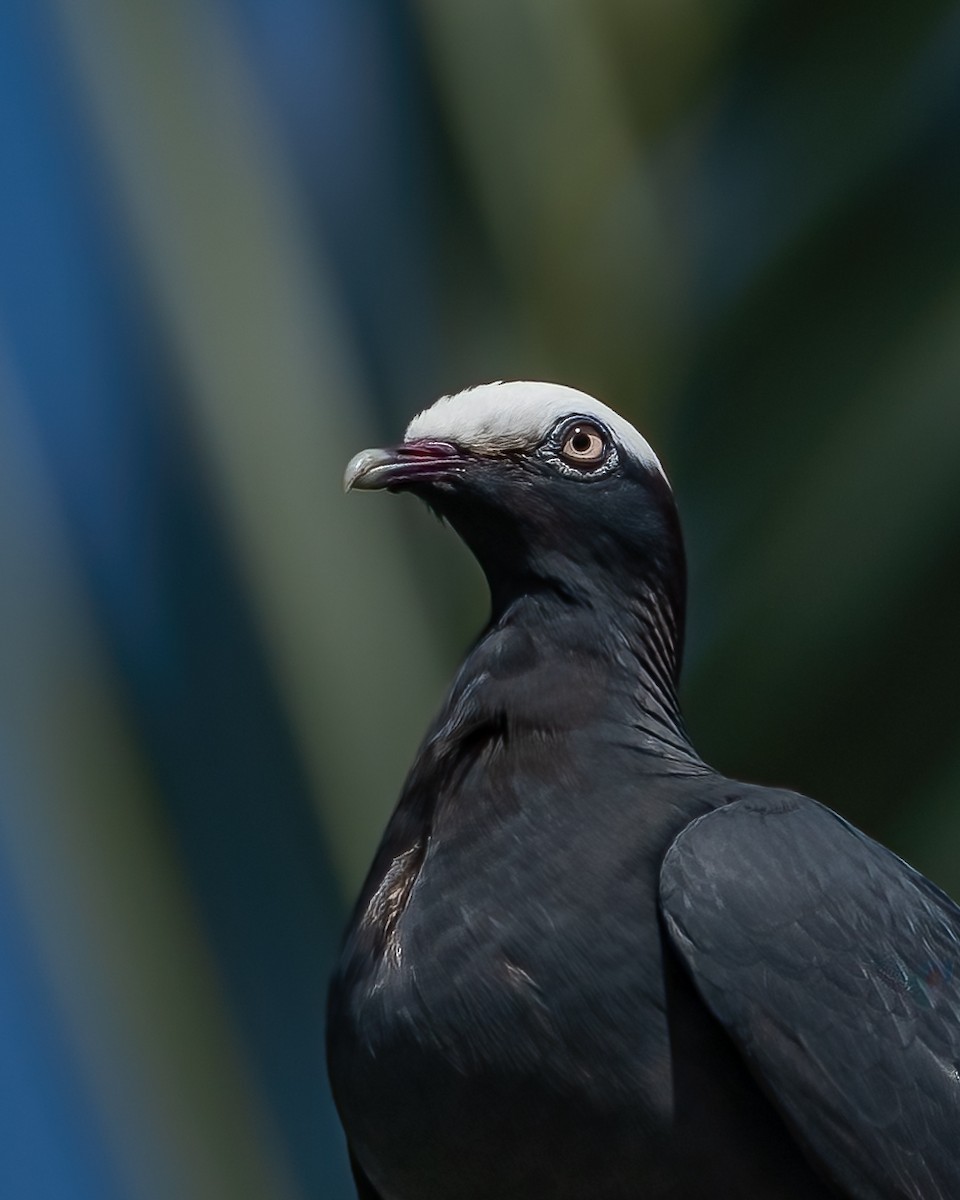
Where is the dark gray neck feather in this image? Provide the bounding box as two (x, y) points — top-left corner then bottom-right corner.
(422, 579), (697, 778)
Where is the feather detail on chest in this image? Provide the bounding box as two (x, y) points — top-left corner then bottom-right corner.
(359, 841), (426, 971)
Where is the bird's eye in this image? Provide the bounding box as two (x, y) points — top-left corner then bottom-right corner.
(560, 422), (607, 467)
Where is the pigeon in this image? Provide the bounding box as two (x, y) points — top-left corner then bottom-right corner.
(327, 380), (960, 1200)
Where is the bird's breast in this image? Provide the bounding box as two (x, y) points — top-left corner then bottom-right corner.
(328, 773), (683, 1200)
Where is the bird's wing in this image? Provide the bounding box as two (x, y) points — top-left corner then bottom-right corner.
(659, 791), (960, 1200)
(348, 1150), (384, 1200)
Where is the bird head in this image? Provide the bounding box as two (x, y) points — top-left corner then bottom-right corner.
(344, 381), (685, 646)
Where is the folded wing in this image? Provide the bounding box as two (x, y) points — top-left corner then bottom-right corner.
(660, 792), (960, 1200)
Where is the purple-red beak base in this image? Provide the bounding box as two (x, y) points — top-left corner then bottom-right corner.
(343, 440), (465, 492)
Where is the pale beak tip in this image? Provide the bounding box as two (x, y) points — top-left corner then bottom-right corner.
(343, 451), (363, 493)
(343, 447), (392, 493)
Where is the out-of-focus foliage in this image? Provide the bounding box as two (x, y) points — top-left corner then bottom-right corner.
(2, 0), (960, 1196)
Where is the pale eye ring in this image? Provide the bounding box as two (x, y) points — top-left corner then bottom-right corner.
(560, 422), (607, 467)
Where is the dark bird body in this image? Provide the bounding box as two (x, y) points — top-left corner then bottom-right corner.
(328, 382), (960, 1199)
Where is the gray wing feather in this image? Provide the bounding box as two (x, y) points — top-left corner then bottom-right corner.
(660, 791), (960, 1200)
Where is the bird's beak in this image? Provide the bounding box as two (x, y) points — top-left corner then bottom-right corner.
(343, 440), (466, 493)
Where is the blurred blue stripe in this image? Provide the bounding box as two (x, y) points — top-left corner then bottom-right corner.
(228, 0), (443, 410)
(0, 757), (123, 1200)
(0, 1), (352, 1195)
(0, 0), (171, 657)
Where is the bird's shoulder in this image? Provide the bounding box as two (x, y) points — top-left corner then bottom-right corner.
(661, 786), (960, 949)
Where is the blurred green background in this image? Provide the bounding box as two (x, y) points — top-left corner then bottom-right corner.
(3, 1), (960, 1197)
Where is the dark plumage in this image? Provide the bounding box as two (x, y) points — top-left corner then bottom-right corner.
(327, 381), (960, 1200)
